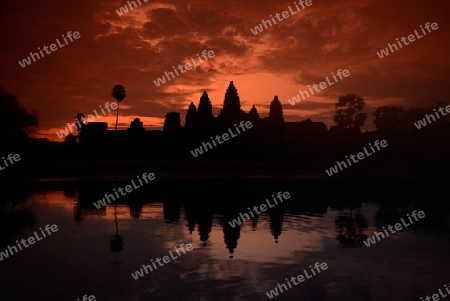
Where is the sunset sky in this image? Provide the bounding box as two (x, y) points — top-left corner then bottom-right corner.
(0, 0), (448, 141)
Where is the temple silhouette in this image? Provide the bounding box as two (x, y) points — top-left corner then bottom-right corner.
(2, 80), (450, 179)
(74, 81), (334, 159)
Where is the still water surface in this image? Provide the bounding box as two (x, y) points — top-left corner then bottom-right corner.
(0, 178), (449, 301)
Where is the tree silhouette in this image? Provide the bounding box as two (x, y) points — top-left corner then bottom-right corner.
(74, 113), (86, 132)
(111, 85), (126, 131)
(334, 93), (366, 129)
(0, 85), (38, 143)
(404, 107), (430, 126)
(373, 106), (406, 133)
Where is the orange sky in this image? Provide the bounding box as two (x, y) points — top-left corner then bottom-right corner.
(0, 0), (449, 141)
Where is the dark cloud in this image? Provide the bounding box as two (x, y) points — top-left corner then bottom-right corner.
(0, 0), (449, 139)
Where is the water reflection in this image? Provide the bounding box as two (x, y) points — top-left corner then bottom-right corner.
(0, 188), (36, 250)
(269, 207), (284, 243)
(184, 204), (213, 246)
(0, 179), (449, 301)
(110, 205), (124, 253)
(222, 214), (241, 258)
(335, 207), (368, 248)
(58, 179), (450, 256)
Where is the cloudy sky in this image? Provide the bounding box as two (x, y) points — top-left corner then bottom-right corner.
(0, 0), (448, 140)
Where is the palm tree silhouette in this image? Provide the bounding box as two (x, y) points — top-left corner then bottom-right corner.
(111, 85), (126, 131)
